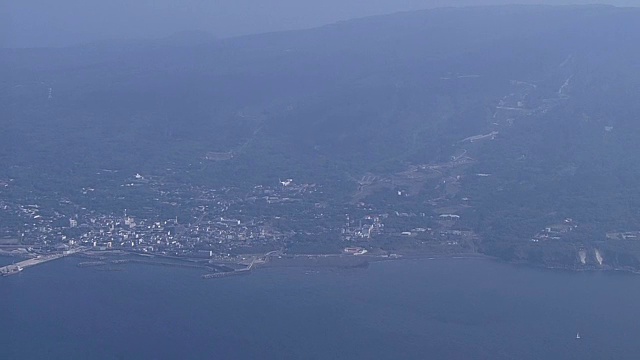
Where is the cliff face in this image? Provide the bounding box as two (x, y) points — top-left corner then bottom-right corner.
(502, 244), (640, 272)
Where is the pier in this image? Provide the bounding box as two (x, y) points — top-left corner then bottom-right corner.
(0, 247), (87, 275)
(202, 257), (259, 279)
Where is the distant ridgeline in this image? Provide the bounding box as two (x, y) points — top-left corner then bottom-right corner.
(2, 5), (640, 269)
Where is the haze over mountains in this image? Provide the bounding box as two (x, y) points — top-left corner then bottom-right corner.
(3, 5), (640, 269)
(4, 0), (639, 48)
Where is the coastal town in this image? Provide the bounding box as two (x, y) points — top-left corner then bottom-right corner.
(1, 72), (619, 276)
(1, 164), (480, 277)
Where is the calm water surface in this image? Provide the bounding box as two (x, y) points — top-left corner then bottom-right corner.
(1, 256), (639, 359)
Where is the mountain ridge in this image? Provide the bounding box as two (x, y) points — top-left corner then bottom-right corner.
(3, 5), (640, 269)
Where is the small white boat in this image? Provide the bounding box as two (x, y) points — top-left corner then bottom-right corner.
(576, 332), (581, 339)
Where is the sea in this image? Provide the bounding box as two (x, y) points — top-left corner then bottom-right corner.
(1, 255), (640, 360)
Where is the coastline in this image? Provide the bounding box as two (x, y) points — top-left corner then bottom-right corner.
(504, 258), (640, 276)
(4, 251), (640, 278)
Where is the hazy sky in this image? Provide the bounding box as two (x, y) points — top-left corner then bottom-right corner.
(3, 0), (638, 48)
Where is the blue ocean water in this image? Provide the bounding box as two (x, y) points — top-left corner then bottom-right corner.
(1, 256), (639, 360)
